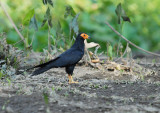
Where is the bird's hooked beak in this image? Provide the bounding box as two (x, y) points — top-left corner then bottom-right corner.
(80, 33), (90, 40)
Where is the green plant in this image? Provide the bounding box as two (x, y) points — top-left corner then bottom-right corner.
(6, 78), (11, 86)
(57, 87), (62, 91)
(52, 87), (55, 91)
(2, 100), (10, 110)
(64, 92), (69, 97)
(94, 84), (99, 88)
(107, 44), (113, 60)
(152, 59), (156, 64)
(42, 88), (51, 113)
(0, 70), (5, 79)
(103, 85), (108, 89)
(140, 74), (145, 81)
(43, 91), (49, 105)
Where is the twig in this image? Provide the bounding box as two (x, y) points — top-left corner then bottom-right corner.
(105, 21), (160, 57)
(0, 2), (27, 47)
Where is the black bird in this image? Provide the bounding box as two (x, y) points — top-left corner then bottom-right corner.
(32, 33), (90, 83)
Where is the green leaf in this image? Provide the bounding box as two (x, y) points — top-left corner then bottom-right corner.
(0, 70), (5, 79)
(70, 13), (80, 35)
(41, 7), (52, 27)
(115, 3), (131, 24)
(48, 18), (52, 28)
(56, 21), (63, 37)
(47, 0), (53, 7)
(23, 9), (35, 25)
(42, 0), (53, 7)
(41, 19), (47, 27)
(6, 78), (11, 86)
(29, 15), (38, 31)
(46, 7), (51, 20)
(121, 9), (131, 23)
(115, 3), (122, 24)
(64, 5), (76, 18)
(42, 0), (47, 5)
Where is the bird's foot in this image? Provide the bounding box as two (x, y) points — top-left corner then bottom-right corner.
(69, 81), (79, 84)
(68, 75), (78, 84)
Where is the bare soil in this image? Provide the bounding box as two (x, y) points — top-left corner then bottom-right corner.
(0, 58), (160, 113)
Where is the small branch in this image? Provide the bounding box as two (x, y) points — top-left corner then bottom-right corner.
(105, 21), (160, 57)
(0, 2), (27, 47)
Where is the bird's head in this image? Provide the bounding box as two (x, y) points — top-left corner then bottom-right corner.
(78, 33), (90, 40)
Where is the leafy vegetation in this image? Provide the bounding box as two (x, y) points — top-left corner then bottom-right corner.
(0, 0), (160, 54)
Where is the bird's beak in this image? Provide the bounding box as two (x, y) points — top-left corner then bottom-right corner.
(88, 36), (91, 39)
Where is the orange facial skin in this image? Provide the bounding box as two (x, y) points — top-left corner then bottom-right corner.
(80, 33), (89, 39)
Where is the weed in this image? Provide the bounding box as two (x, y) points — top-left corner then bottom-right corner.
(69, 89), (75, 94)
(52, 87), (55, 91)
(16, 84), (23, 95)
(94, 84), (99, 88)
(6, 78), (11, 86)
(56, 87), (62, 91)
(64, 92), (69, 97)
(2, 100), (10, 110)
(43, 91), (49, 105)
(140, 74), (145, 81)
(107, 43), (113, 61)
(154, 82), (160, 86)
(152, 59), (156, 64)
(102, 85), (108, 89)
(0, 70), (5, 79)
(42, 89), (51, 113)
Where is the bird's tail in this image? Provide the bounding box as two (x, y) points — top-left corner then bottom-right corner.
(31, 57), (60, 76)
(32, 65), (52, 76)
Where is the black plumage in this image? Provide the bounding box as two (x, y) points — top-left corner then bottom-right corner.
(31, 33), (90, 83)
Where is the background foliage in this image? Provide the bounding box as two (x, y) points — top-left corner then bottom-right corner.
(0, 0), (160, 54)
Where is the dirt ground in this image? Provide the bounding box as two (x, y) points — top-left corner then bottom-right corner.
(0, 58), (160, 113)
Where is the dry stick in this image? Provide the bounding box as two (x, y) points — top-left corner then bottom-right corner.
(105, 22), (160, 57)
(0, 2), (27, 47)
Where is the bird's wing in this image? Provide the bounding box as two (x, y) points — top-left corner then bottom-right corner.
(50, 48), (83, 67)
(32, 47), (83, 69)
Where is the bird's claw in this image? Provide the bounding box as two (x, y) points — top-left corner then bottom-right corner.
(68, 75), (78, 84)
(69, 81), (79, 84)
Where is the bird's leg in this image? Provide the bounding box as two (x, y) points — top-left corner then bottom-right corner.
(68, 74), (78, 84)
